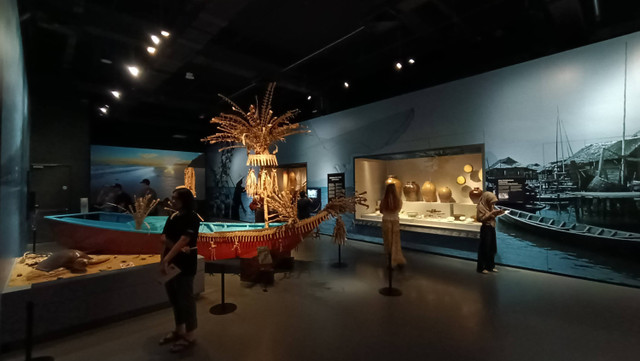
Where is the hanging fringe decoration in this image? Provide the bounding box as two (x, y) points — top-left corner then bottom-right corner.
(246, 168), (258, 197)
(332, 215), (347, 245)
(247, 154), (278, 167)
(184, 167), (196, 197)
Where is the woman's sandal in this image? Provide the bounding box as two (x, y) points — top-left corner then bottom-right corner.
(158, 331), (182, 346)
(170, 338), (196, 353)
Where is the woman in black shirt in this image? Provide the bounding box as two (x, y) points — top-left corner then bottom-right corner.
(159, 187), (200, 352)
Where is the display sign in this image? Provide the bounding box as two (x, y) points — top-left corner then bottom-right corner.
(327, 173), (345, 202)
(497, 178), (525, 201)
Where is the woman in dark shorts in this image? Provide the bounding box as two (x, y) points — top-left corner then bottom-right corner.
(158, 187), (200, 352)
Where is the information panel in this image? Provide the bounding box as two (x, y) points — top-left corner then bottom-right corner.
(327, 173), (345, 202)
(497, 178), (525, 201)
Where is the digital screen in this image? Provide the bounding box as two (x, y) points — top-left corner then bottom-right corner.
(308, 189), (318, 198)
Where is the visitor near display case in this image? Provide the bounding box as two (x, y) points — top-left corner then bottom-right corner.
(355, 145), (484, 238)
(476, 192), (506, 274)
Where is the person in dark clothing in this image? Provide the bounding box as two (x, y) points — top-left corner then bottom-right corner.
(231, 178), (246, 220)
(159, 188), (200, 352)
(476, 192), (505, 274)
(137, 179), (159, 215)
(297, 191), (312, 220)
(112, 183), (132, 212)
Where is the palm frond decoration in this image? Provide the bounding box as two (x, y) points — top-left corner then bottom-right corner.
(201, 82), (310, 166)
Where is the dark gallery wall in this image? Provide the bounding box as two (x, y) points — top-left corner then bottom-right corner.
(29, 95), (90, 214)
(209, 31), (640, 287)
(0, 0), (30, 318)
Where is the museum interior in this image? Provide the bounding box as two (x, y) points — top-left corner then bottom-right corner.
(2, 0), (640, 360)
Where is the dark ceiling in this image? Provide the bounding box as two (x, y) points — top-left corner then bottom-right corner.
(18, 0), (640, 151)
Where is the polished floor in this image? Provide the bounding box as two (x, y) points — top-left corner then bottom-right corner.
(4, 236), (640, 361)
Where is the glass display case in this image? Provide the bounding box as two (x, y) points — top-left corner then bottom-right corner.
(355, 145), (484, 236)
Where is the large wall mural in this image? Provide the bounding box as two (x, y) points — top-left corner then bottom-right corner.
(208, 32), (640, 287)
(90, 145), (204, 211)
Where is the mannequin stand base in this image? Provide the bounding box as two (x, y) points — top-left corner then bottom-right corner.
(378, 287), (402, 297)
(330, 262), (348, 269)
(209, 303), (237, 315)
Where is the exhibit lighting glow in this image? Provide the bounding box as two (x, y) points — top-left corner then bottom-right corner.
(146, 46), (156, 54)
(408, 58), (415, 64)
(100, 58), (112, 64)
(395, 62), (403, 70)
(99, 107), (108, 114)
(307, 95), (312, 100)
(127, 66), (140, 77)
(110, 90), (121, 99)
(343, 82), (349, 88)
(161, 30), (170, 37)
(151, 35), (160, 45)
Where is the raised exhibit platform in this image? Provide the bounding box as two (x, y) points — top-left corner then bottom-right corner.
(1, 255), (205, 348)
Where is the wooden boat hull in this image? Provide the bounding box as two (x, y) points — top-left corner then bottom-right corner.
(48, 218), (163, 254)
(498, 207), (640, 249)
(45, 212), (330, 260)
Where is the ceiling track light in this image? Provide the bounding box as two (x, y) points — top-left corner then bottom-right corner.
(127, 66), (140, 77)
(307, 95), (312, 100)
(110, 90), (121, 99)
(161, 30), (170, 37)
(395, 62), (403, 70)
(408, 58), (415, 64)
(99, 106), (108, 114)
(343, 82), (349, 88)
(147, 46), (156, 54)
(151, 35), (160, 45)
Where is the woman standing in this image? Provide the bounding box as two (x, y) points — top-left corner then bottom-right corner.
(159, 188), (200, 352)
(380, 183), (407, 268)
(476, 191), (505, 274)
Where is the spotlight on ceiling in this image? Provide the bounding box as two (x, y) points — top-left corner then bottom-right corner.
(99, 107), (108, 114)
(151, 35), (160, 45)
(343, 82), (349, 88)
(307, 95), (312, 100)
(185, 72), (195, 80)
(146, 46), (156, 54)
(161, 30), (170, 37)
(100, 58), (112, 64)
(127, 66), (140, 77)
(110, 90), (121, 99)
(408, 58), (415, 64)
(395, 62), (403, 70)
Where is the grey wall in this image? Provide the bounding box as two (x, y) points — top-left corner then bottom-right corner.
(214, 31), (640, 189)
(0, 0), (30, 326)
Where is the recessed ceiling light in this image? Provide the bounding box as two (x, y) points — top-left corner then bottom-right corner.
(99, 107), (108, 114)
(408, 58), (415, 64)
(110, 90), (121, 99)
(185, 72), (194, 80)
(307, 95), (312, 100)
(100, 58), (112, 64)
(127, 66), (140, 77)
(161, 30), (170, 37)
(146, 46), (156, 54)
(343, 82), (349, 88)
(151, 35), (160, 45)
(395, 62), (403, 70)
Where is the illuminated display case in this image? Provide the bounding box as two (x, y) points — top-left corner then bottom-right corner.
(355, 145), (484, 237)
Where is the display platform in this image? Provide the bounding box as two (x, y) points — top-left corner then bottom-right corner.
(1, 255), (205, 348)
(7, 254), (160, 287)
